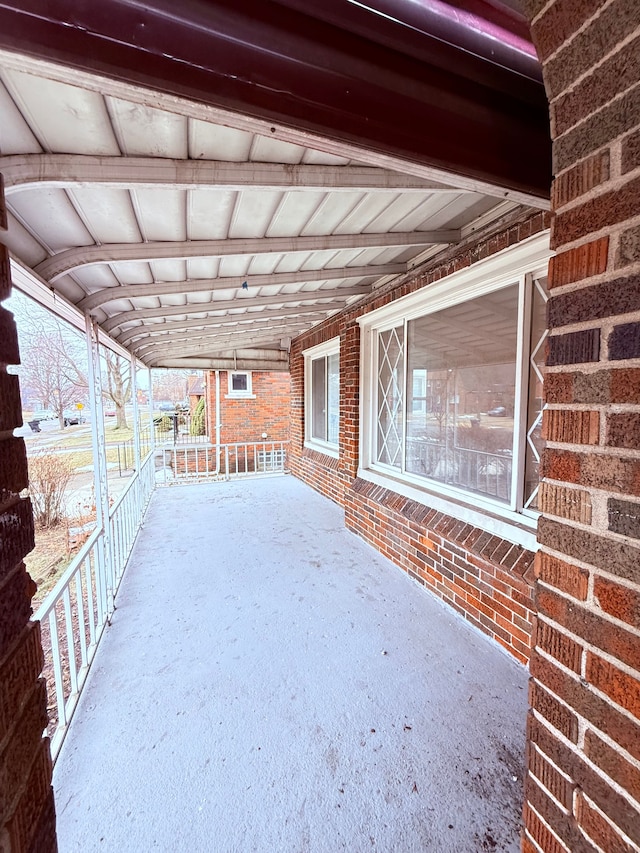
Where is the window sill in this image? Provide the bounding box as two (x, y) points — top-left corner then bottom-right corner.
(304, 439), (339, 460)
(224, 394), (256, 400)
(357, 466), (538, 551)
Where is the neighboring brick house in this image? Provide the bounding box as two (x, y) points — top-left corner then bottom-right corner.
(186, 373), (204, 416)
(205, 370), (290, 446)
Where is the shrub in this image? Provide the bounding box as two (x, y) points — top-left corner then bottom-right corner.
(159, 414), (173, 432)
(29, 451), (74, 529)
(190, 398), (206, 436)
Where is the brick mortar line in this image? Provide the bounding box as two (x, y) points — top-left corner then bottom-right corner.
(530, 699), (640, 820)
(531, 702), (640, 802)
(537, 608), (640, 670)
(525, 799), (572, 852)
(544, 440), (640, 458)
(546, 263), (640, 298)
(528, 771), (571, 816)
(546, 319), (610, 337)
(531, 0), (618, 62)
(539, 540), (640, 580)
(545, 359), (640, 374)
(553, 180), (640, 225)
(530, 741), (576, 786)
(579, 790), (640, 852)
(529, 0), (555, 27)
(548, 26), (640, 108)
(521, 827), (548, 853)
(544, 403), (640, 411)
(553, 215), (640, 257)
(553, 207), (640, 244)
(554, 79), (640, 146)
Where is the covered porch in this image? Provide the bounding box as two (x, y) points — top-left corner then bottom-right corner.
(53, 475), (527, 852)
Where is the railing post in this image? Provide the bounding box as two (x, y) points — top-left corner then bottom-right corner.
(85, 315), (114, 619)
(130, 351), (141, 471)
(148, 368), (155, 453)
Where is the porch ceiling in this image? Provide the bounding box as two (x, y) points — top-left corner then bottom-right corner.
(0, 1), (550, 371)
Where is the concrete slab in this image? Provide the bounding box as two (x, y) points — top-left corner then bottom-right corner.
(53, 475), (529, 852)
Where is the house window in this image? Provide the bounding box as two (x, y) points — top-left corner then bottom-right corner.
(227, 371), (254, 398)
(303, 338), (340, 456)
(359, 235), (551, 536)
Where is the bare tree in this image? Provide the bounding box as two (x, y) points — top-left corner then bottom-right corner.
(104, 351), (131, 429)
(14, 298), (87, 428)
(152, 368), (191, 404)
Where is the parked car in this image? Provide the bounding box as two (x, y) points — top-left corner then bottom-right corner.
(487, 406), (507, 417)
(158, 401), (175, 412)
(104, 408), (116, 417)
(62, 409), (86, 426)
(31, 409), (55, 421)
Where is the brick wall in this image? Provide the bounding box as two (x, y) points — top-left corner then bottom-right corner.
(206, 371), (291, 446)
(0, 175), (57, 849)
(523, 1), (640, 851)
(290, 209), (549, 664)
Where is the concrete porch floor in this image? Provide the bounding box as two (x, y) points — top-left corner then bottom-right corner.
(53, 475), (529, 852)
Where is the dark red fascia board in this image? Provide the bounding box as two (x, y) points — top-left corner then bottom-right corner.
(0, 0), (551, 199)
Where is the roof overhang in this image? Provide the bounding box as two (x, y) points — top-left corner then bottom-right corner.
(0, 1), (551, 371)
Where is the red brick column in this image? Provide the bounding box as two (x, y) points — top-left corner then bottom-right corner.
(0, 175), (57, 851)
(523, 2), (640, 850)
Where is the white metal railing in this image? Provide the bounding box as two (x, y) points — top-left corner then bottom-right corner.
(157, 440), (289, 484)
(406, 438), (512, 502)
(33, 452), (156, 761)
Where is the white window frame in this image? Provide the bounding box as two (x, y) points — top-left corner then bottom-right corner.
(303, 337), (340, 458)
(226, 370), (255, 399)
(358, 233), (552, 549)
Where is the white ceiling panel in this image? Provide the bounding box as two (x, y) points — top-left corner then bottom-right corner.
(432, 194), (500, 229)
(188, 190), (235, 240)
(107, 98), (188, 157)
(72, 264), (120, 293)
(110, 261), (154, 284)
(3, 212), (48, 266)
(300, 250), (341, 269)
(250, 135), (305, 164)
(274, 253), (307, 274)
(188, 120), (253, 161)
(134, 189), (187, 241)
(0, 77), (42, 154)
(229, 191), (282, 239)
(367, 194), (434, 232)
(301, 193), (364, 236)
(218, 256), (252, 278)
(265, 191), (325, 238)
(301, 148), (351, 166)
(187, 258), (221, 280)
(149, 260), (188, 281)
(336, 195), (395, 234)
(128, 296), (161, 310)
(9, 188), (94, 251)
(68, 188), (142, 243)
(160, 294), (188, 307)
(51, 273), (87, 302)
(247, 255), (284, 276)
(186, 291), (215, 304)
(3, 70), (120, 155)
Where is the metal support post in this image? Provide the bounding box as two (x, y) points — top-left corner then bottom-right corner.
(85, 315), (114, 618)
(130, 352), (141, 470)
(148, 368), (155, 453)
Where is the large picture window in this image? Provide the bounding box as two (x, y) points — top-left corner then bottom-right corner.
(359, 236), (551, 531)
(304, 338), (340, 455)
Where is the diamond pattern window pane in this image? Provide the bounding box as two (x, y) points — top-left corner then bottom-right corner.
(524, 276), (548, 509)
(377, 326), (404, 467)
